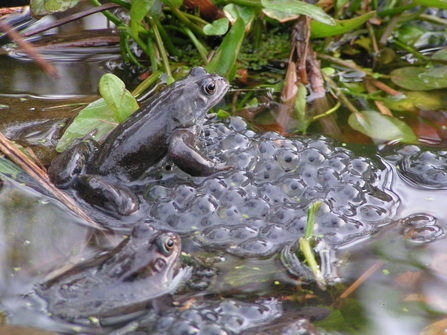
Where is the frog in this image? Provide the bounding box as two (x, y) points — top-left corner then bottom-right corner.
(36, 223), (185, 320)
(48, 67), (230, 216)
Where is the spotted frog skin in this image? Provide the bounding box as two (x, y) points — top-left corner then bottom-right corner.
(48, 67), (229, 216)
(36, 224), (182, 320)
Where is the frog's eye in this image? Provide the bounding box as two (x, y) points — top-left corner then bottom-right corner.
(160, 236), (175, 255)
(203, 80), (216, 95)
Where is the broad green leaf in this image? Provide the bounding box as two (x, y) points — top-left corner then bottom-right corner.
(396, 24), (425, 45)
(414, 0), (447, 9)
(390, 66), (447, 91)
(384, 91), (445, 112)
(419, 66), (447, 86)
(261, 0), (335, 26)
(56, 99), (119, 152)
(223, 4), (256, 28)
(348, 111), (417, 144)
(206, 18), (245, 81)
(130, 0), (155, 37)
(203, 18), (230, 36)
(431, 48), (447, 61)
(262, 8), (298, 22)
(31, 0), (79, 15)
(99, 74), (139, 123)
(310, 11), (376, 38)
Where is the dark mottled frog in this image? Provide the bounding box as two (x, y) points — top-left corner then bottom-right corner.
(36, 223), (186, 320)
(48, 67), (229, 216)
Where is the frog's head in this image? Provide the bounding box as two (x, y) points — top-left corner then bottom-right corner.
(105, 223), (181, 283)
(168, 67), (229, 127)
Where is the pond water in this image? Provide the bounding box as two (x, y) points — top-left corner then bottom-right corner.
(1, 9), (447, 335)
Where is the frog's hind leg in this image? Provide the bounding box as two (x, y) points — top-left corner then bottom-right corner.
(48, 140), (98, 188)
(169, 129), (230, 176)
(73, 175), (139, 216)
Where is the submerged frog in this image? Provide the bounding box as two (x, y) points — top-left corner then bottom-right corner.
(36, 223), (185, 320)
(48, 67), (229, 216)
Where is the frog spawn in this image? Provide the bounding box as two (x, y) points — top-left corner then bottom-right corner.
(128, 299), (281, 335)
(145, 117), (400, 256)
(383, 145), (447, 189)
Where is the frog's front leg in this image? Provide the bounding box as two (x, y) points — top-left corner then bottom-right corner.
(73, 175), (139, 216)
(48, 140), (98, 188)
(168, 129), (230, 176)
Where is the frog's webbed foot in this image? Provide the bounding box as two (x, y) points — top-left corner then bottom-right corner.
(48, 140), (98, 188)
(73, 175), (139, 216)
(169, 129), (230, 177)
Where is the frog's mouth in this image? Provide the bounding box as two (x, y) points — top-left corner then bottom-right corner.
(122, 252), (181, 282)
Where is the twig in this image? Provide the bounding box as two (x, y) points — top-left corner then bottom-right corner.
(25, 147), (47, 172)
(0, 132), (103, 231)
(317, 53), (376, 77)
(364, 80), (393, 117)
(322, 73), (363, 116)
(368, 79), (401, 96)
(337, 260), (384, 300)
(0, 20), (57, 78)
(22, 3), (120, 38)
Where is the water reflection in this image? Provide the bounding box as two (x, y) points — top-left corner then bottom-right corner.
(0, 4), (120, 97)
(0, 176), (94, 294)
(0, 47), (119, 97)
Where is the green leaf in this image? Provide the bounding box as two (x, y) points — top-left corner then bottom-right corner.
(414, 0), (447, 9)
(203, 18), (230, 36)
(262, 8), (298, 22)
(130, 0), (155, 37)
(206, 18), (245, 81)
(310, 11), (375, 38)
(224, 4), (256, 28)
(384, 91), (445, 112)
(294, 83), (307, 121)
(431, 47), (447, 61)
(160, 0), (182, 9)
(99, 74), (139, 123)
(261, 0), (335, 26)
(348, 111), (417, 144)
(57, 75), (140, 152)
(396, 24), (425, 45)
(30, 0), (79, 15)
(56, 99), (117, 152)
(390, 66), (447, 91)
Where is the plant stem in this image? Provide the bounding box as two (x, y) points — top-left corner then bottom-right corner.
(182, 26), (209, 64)
(132, 70), (163, 98)
(393, 40), (428, 61)
(148, 16), (172, 79)
(322, 73), (363, 116)
(147, 35), (159, 71)
(119, 33), (130, 63)
(123, 34), (145, 67)
(317, 53), (376, 77)
(171, 6), (205, 36)
(89, 0), (123, 26)
(155, 20), (179, 57)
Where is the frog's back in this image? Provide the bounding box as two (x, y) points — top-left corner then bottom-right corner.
(88, 68), (226, 182)
(88, 84), (186, 181)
